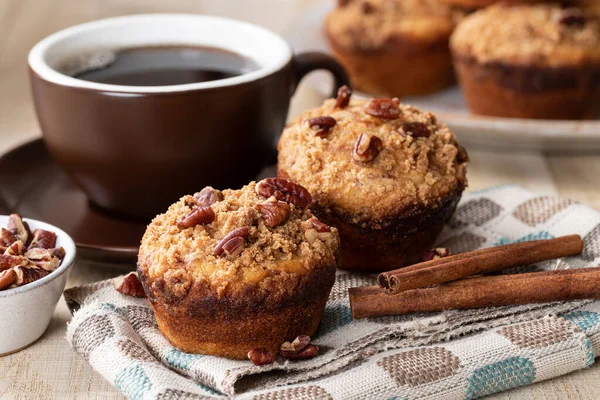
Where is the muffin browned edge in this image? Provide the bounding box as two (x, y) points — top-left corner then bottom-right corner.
(325, 23), (455, 97)
(137, 260), (336, 359)
(279, 168), (465, 272)
(453, 54), (600, 119)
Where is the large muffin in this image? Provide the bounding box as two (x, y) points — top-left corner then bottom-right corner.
(450, 3), (600, 119)
(137, 181), (339, 359)
(325, 0), (459, 97)
(277, 88), (468, 272)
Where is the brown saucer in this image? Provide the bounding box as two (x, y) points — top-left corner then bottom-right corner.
(0, 139), (145, 264)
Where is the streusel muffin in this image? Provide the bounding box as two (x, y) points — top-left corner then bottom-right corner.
(451, 3), (600, 119)
(137, 181), (339, 359)
(325, 0), (459, 97)
(277, 87), (468, 272)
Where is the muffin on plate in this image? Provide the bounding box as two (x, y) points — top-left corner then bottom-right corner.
(325, 0), (459, 97)
(277, 87), (468, 272)
(137, 182), (339, 359)
(450, 3), (600, 119)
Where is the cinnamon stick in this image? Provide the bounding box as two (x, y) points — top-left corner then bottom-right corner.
(378, 235), (583, 293)
(350, 267), (600, 319)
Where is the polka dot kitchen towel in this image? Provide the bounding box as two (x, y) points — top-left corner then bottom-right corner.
(64, 185), (600, 399)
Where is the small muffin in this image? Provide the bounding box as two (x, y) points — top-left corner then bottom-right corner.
(277, 88), (468, 272)
(137, 182), (339, 359)
(325, 0), (459, 97)
(451, 4), (600, 119)
(440, 0), (546, 8)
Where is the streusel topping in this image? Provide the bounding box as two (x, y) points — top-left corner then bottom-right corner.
(326, 0), (458, 51)
(138, 182), (339, 297)
(277, 95), (468, 224)
(450, 4), (600, 66)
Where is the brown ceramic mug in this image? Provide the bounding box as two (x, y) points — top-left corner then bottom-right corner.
(29, 14), (348, 220)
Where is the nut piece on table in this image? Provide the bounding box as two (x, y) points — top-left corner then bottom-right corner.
(247, 347), (276, 366)
(177, 206), (215, 229)
(115, 272), (147, 297)
(193, 186), (224, 207)
(423, 247), (451, 261)
(256, 200), (291, 228)
(280, 335), (311, 353)
(255, 178), (312, 209)
(280, 344), (319, 361)
(352, 133), (383, 163)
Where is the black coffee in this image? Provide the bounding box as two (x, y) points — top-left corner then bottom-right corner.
(75, 46), (260, 86)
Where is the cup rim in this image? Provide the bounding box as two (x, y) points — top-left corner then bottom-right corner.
(0, 216), (76, 298)
(28, 13), (293, 94)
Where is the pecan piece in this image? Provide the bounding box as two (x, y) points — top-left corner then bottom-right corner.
(280, 335), (311, 353)
(0, 254), (30, 271)
(256, 200), (291, 228)
(177, 206), (215, 229)
(402, 122), (431, 138)
(334, 85), (352, 108)
(28, 229), (57, 250)
(53, 247), (66, 260)
(352, 133), (383, 163)
(305, 116), (336, 138)
(0, 268), (17, 290)
(193, 186), (224, 207)
(7, 214), (29, 244)
(248, 347), (276, 366)
(4, 240), (24, 256)
(214, 227), (250, 257)
(14, 266), (49, 286)
(308, 217), (330, 233)
(423, 247), (451, 261)
(255, 178), (312, 209)
(364, 98), (400, 120)
(1, 228), (16, 247)
(559, 8), (586, 27)
(221, 237), (245, 257)
(115, 272), (146, 297)
(24, 248), (60, 271)
(280, 344), (319, 360)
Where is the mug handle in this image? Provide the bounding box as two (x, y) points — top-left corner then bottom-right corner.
(291, 52), (350, 98)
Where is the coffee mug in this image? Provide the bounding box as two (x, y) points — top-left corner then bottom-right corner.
(29, 14), (349, 220)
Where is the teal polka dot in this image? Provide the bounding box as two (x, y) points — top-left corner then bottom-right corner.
(316, 305), (353, 337)
(466, 357), (536, 399)
(165, 348), (203, 370)
(562, 311), (600, 331)
(114, 365), (152, 400)
(495, 231), (553, 246)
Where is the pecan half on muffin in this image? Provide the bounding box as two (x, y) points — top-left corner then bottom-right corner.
(277, 88), (468, 272)
(137, 183), (339, 359)
(325, 0), (460, 97)
(451, 4), (600, 119)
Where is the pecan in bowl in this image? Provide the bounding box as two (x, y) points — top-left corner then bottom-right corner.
(0, 214), (75, 356)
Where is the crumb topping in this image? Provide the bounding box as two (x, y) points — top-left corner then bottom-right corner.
(138, 182), (339, 297)
(450, 4), (600, 66)
(326, 0), (459, 51)
(277, 98), (468, 224)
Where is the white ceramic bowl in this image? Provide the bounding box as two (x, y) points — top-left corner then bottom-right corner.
(0, 216), (76, 356)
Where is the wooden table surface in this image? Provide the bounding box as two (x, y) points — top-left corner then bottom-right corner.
(1, 0), (600, 399)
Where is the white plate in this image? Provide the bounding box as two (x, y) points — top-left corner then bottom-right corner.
(286, 1), (600, 153)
